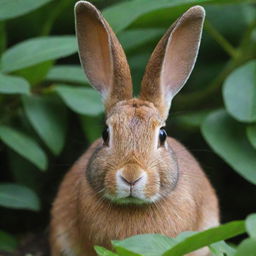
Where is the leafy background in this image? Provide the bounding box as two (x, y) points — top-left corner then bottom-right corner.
(0, 0), (256, 255)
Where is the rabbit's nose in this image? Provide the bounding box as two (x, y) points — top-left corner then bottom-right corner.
(120, 175), (142, 186)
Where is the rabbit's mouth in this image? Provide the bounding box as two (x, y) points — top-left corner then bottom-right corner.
(104, 194), (154, 205)
(102, 168), (161, 205)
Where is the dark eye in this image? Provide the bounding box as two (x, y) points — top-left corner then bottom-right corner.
(159, 127), (167, 146)
(102, 126), (109, 145)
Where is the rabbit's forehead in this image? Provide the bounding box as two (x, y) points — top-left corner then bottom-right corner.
(107, 99), (163, 128)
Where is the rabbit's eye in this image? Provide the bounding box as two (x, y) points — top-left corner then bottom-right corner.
(102, 126), (109, 146)
(159, 127), (167, 146)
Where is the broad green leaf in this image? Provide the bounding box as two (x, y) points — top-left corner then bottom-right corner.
(163, 221), (245, 256)
(1, 36), (77, 73)
(223, 61), (256, 122)
(246, 124), (256, 150)
(0, 0), (52, 21)
(235, 238), (256, 256)
(246, 214), (256, 239)
(55, 85), (104, 116)
(118, 28), (164, 51)
(113, 234), (176, 256)
(46, 65), (88, 84)
(0, 73), (30, 94)
(15, 61), (53, 85)
(103, 0), (256, 33)
(22, 95), (67, 155)
(202, 110), (256, 185)
(80, 115), (103, 143)
(94, 246), (118, 256)
(209, 241), (236, 256)
(0, 230), (17, 252)
(0, 183), (40, 211)
(0, 125), (47, 170)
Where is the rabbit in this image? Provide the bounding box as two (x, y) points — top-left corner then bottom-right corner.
(50, 1), (219, 256)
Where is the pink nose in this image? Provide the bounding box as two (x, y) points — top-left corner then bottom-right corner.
(120, 175), (142, 186)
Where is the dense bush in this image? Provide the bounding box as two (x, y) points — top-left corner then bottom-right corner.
(0, 0), (255, 255)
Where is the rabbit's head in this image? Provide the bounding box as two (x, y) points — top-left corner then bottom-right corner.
(75, 1), (205, 204)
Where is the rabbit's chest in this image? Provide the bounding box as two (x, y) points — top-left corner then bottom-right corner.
(77, 198), (198, 252)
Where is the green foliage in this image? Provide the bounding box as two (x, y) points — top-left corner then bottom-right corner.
(0, 183), (40, 211)
(55, 85), (103, 115)
(0, 125), (48, 170)
(0, 0), (256, 254)
(0, 0), (52, 21)
(46, 65), (89, 85)
(0, 231), (17, 252)
(1, 36), (77, 72)
(223, 61), (256, 122)
(0, 73), (30, 94)
(202, 110), (256, 184)
(22, 95), (68, 155)
(246, 214), (256, 239)
(95, 219), (255, 256)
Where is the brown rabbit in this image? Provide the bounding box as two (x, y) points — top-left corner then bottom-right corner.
(50, 1), (219, 256)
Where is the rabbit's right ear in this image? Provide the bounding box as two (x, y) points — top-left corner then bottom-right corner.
(75, 1), (133, 112)
(140, 6), (205, 120)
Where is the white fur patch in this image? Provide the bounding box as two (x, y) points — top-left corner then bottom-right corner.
(56, 226), (76, 256)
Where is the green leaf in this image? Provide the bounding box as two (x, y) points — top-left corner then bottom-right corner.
(118, 28), (164, 51)
(0, 125), (47, 170)
(1, 36), (77, 73)
(22, 95), (67, 155)
(246, 124), (256, 150)
(223, 61), (256, 122)
(246, 214), (256, 239)
(55, 85), (104, 116)
(46, 65), (88, 84)
(103, 0), (255, 33)
(174, 110), (211, 129)
(0, 0), (52, 21)
(80, 115), (103, 143)
(234, 238), (256, 256)
(209, 241), (236, 256)
(8, 150), (42, 192)
(0, 183), (40, 211)
(0, 73), (30, 94)
(15, 61), (53, 85)
(94, 246), (119, 256)
(112, 234), (176, 256)
(201, 110), (256, 185)
(0, 230), (17, 252)
(163, 221), (245, 256)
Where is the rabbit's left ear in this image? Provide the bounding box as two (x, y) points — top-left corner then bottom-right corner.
(75, 1), (133, 112)
(140, 6), (205, 119)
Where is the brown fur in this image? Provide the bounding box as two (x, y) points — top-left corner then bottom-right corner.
(50, 101), (219, 256)
(50, 3), (219, 256)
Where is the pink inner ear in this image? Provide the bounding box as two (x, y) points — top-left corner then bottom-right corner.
(162, 16), (202, 98)
(76, 7), (112, 93)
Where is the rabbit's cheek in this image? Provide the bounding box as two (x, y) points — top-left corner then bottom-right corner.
(104, 169), (118, 196)
(143, 172), (160, 200)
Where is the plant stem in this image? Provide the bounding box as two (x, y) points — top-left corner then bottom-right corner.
(40, 0), (71, 36)
(0, 22), (6, 55)
(204, 19), (238, 58)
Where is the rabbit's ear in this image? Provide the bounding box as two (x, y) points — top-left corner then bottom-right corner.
(75, 1), (132, 112)
(140, 6), (205, 119)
